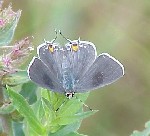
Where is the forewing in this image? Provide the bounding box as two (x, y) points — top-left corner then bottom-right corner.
(28, 57), (65, 93)
(66, 40), (97, 81)
(74, 53), (124, 92)
(37, 42), (64, 82)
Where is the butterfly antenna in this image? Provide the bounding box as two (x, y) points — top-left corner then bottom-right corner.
(51, 29), (58, 43)
(59, 30), (72, 44)
(75, 95), (93, 111)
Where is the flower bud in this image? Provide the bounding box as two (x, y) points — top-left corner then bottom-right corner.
(0, 1), (21, 45)
(0, 37), (34, 77)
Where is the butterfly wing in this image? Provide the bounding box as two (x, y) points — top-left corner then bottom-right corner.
(37, 42), (64, 82)
(28, 57), (65, 93)
(74, 53), (124, 92)
(37, 42), (74, 91)
(66, 40), (97, 81)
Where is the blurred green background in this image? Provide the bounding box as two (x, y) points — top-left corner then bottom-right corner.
(4, 0), (150, 135)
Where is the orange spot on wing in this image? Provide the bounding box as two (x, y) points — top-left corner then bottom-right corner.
(48, 44), (54, 53)
(72, 44), (78, 52)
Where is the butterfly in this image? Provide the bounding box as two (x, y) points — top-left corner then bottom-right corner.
(28, 33), (124, 99)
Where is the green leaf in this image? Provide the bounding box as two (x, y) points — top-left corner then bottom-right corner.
(56, 93), (89, 117)
(131, 121), (150, 136)
(41, 89), (94, 134)
(41, 97), (61, 133)
(0, 10), (21, 46)
(42, 97), (54, 112)
(20, 81), (37, 105)
(6, 86), (46, 135)
(2, 70), (29, 86)
(48, 122), (81, 136)
(41, 89), (89, 113)
(32, 98), (45, 121)
(41, 89), (66, 111)
(52, 110), (98, 126)
(42, 97), (56, 121)
(0, 102), (15, 114)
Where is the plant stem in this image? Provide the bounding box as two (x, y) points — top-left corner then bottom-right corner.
(0, 80), (4, 104)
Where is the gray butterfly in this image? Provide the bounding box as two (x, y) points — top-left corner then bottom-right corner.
(28, 35), (124, 99)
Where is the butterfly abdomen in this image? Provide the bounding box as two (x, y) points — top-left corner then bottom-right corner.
(61, 55), (74, 92)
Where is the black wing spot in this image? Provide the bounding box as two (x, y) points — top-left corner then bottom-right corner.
(42, 73), (55, 89)
(92, 71), (103, 87)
